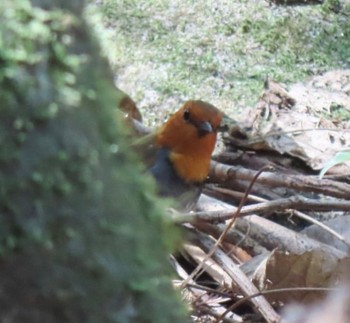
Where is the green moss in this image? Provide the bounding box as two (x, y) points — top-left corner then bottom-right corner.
(0, 0), (187, 322)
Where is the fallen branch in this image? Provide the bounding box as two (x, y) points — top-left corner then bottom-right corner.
(174, 195), (350, 249)
(235, 214), (347, 257)
(170, 255), (241, 322)
(174, 196), (350, 224)
(203, 185), (350, 248)
(210, 161), (350, 200)
(217, 286), (334, 323)
(196, 232), (280, 323)
(195, 195), (347, 258)
(181, 167), (269, 288)
(193, 221), (269, 256)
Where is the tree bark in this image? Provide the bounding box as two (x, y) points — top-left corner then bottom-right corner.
(0, 0), (187, 322)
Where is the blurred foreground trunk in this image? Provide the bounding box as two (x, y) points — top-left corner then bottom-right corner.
(0, 0), (187, 322)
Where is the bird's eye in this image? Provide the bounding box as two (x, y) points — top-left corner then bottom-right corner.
(183, 109), (190, 121)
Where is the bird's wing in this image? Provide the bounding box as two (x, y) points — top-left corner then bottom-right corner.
(131, 132), (158, 168)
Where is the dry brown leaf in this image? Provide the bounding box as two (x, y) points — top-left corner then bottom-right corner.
(237, 71), (350, 171)
(253, 249), (350, 304)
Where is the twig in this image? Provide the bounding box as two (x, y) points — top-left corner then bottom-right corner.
(173, 196), (350, 249)
(174, 196), (350, 224)
(235, 214), (346, 257)
(194, 221), (269, 256)
(180, 166), (272, 289)
(216, 287), (335, 323)
(197, 232), (280, 323)
(170, 255), (242, 323)
(195, 195), (347, 258)
(186, 283), (233, 298)
(205, 185), (267, 203)
(291, 209), (350, 249)
(183, 243), (234, 288)
(176, 197), (350, 246)
(210, 160), (350, 200)
(204, 186), (350, 249)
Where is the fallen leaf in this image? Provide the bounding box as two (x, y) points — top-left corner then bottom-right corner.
(253, 249), (350, 304)
(236, 72), (350, 172)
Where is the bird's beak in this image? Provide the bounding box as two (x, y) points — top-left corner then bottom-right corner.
(198, 121), (213, 136)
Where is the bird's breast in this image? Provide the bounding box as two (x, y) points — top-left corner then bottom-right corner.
(169, 152), (210, 184)
(149, 148), (202, 210)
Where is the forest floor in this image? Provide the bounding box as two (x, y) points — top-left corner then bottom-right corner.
(86, 0), (350, 127)
(85, 1), (350, 322)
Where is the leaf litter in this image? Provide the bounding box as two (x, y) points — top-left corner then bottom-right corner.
(170, 70), (350, 322)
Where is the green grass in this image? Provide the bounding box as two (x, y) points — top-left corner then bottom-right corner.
(86, 0), (350, 125)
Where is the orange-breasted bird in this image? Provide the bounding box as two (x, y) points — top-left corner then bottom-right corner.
(133, 100), (222, 210)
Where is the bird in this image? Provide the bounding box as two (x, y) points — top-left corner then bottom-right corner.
(135, 100), (222, 211)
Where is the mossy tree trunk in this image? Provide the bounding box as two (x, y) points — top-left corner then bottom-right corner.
(0, 0), (187, 322)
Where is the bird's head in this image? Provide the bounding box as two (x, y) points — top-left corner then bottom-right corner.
(156, 100), (222, 183)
